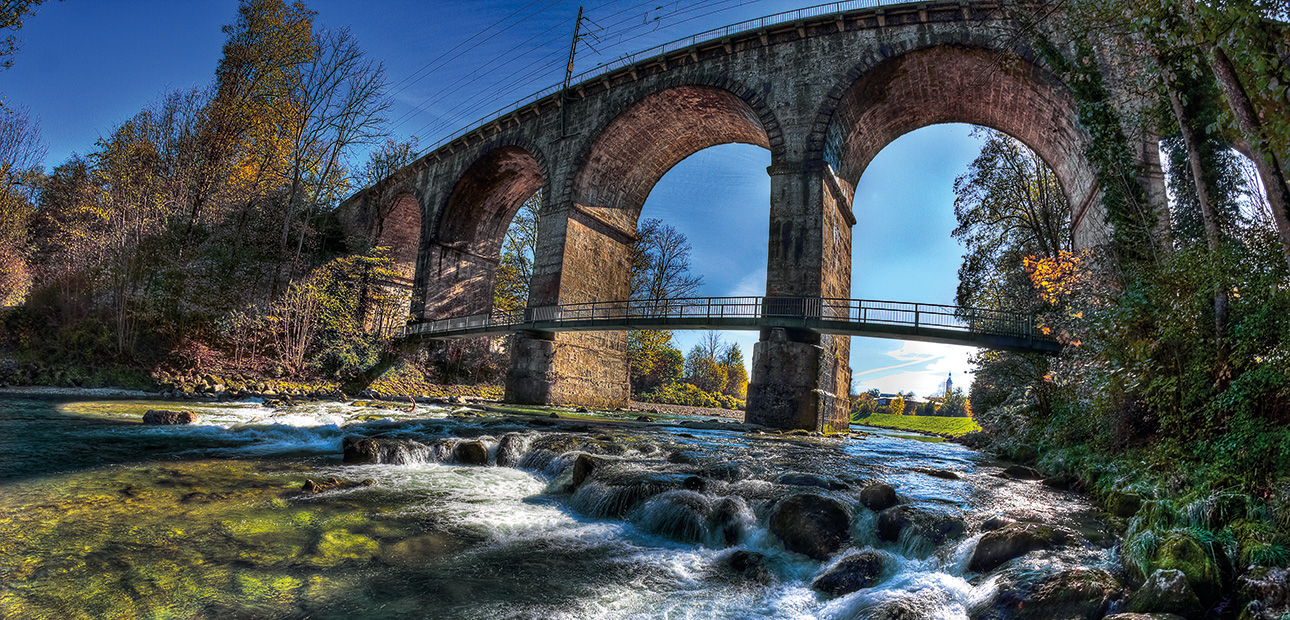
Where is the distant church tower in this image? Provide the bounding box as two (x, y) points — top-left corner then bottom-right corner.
(945, 373), (953, 397)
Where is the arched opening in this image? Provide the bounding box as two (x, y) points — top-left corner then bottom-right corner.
(636, 143), (771, 404)
(556, 84), (774, 306)
(825, 44), (1097, 246)
(421, 145), (545, 320)
(826, 45), (1085, 409)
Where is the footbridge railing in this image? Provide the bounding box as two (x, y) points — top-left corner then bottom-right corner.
(396, 297), (1062, 354)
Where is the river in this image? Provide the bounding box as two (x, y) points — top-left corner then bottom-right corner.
(0, 395), (1122, 619)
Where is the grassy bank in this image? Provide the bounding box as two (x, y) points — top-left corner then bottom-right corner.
(852, 413), (981, 437)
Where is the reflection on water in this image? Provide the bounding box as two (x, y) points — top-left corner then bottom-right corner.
(0, 397), (1117, 619)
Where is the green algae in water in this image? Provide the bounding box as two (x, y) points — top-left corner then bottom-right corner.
(0, 459), (458, 619)
(57, 400), (244, 421)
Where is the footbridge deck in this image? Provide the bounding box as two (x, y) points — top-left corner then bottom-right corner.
(397, 297), (1062, 354)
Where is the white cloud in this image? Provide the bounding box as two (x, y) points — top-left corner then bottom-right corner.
(727, 268), (766, 298)
(852, 341), (979, 397)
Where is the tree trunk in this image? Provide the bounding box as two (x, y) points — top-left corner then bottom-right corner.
(1208, 44), (1290, 267)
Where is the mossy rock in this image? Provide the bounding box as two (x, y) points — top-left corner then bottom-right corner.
(1105, 490), (1143, 518)
(1152, 531), (1223, 602)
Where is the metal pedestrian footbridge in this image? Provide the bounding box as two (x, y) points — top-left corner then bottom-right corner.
(397, 297), (1062, 354)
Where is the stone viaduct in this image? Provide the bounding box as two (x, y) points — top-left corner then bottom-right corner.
(340, 0), (1166, 432)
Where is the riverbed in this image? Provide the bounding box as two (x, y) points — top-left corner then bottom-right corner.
(0, 396), (1122, 619)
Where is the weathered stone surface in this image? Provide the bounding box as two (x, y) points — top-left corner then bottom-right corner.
(769, 493), (852, 560)
(724, 550), (775, 585)
(812, 549), (887, 596)
(142, 409), (197, 425)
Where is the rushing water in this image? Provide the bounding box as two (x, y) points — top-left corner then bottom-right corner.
(0, 395), (1119, 619)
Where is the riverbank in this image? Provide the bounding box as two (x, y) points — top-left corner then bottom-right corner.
(852, 413), (982, 438)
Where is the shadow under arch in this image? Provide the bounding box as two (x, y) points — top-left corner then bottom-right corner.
(816, 43), (1103, 246)
(420, 144), (548, 320)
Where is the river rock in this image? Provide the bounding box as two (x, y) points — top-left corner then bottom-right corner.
(768, 493), (852, 560)
(1237, 566), (1290, 620)
(341, 436), (430, 465)
(1013, 568), (1124, 620)
(1002, 465), (1042, 480)
(812, 549), (887, 597)
(451, 441), (488, 465)
(969, 522), (1071, 573)
(632, 490), (711, 543)
(912, 467), (962, 480)
(877, 505), (967, 547)
(1043, 473), (1082, 490)
(142, 409), (197, 425)
(569, 469), (681, 518)
(1103, 614), (1188, 620)
(775, 472), (848, 491)
(571, 453), (598, 487)
(723, 550), (774, 585)
(709, 496), (752, 546)
(859, 482), (899, 512)
(495, 433), (528, 467)
(1126, 569), (1202, 617)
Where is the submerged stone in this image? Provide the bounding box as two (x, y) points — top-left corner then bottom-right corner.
(142, 409), (197, 425)
(877, 505), (966, 547)
(724, 550), (775, 585)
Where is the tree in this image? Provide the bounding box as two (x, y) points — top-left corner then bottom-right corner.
(1, 0), (47, 72)
(628, 329), (683, 392)
(953, 128), (1069, 312)
(685, 344), (726, 395)
(492, 193), (539, 314)
(719, 343), (748, 399)
(632, 218), (703, 303)
(0, 106), (44, 305)
(887, 393), (906, 416)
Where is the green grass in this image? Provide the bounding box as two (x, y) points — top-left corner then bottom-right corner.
(853, 413), (982, 437)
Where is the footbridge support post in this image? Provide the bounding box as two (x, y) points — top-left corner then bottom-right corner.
(746, 160), (854, 433)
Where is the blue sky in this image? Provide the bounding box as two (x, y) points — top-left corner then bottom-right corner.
(4, 0), (982, 397)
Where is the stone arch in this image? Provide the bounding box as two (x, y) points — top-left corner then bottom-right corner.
(812, 41), (1103, 246)
(420, 141), (548, 319)
(564, 80), (782, 238)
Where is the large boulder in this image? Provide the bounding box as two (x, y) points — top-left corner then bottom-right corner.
(142, 409), (197, 425)
(1125, 569), (1202, 618)
(1104, 490), (1143, 518)
(769, 493), (852, 560)
(859, 482), (899, 512)
(812, 549), (887, 597)
(969, 522), (1071, 573)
